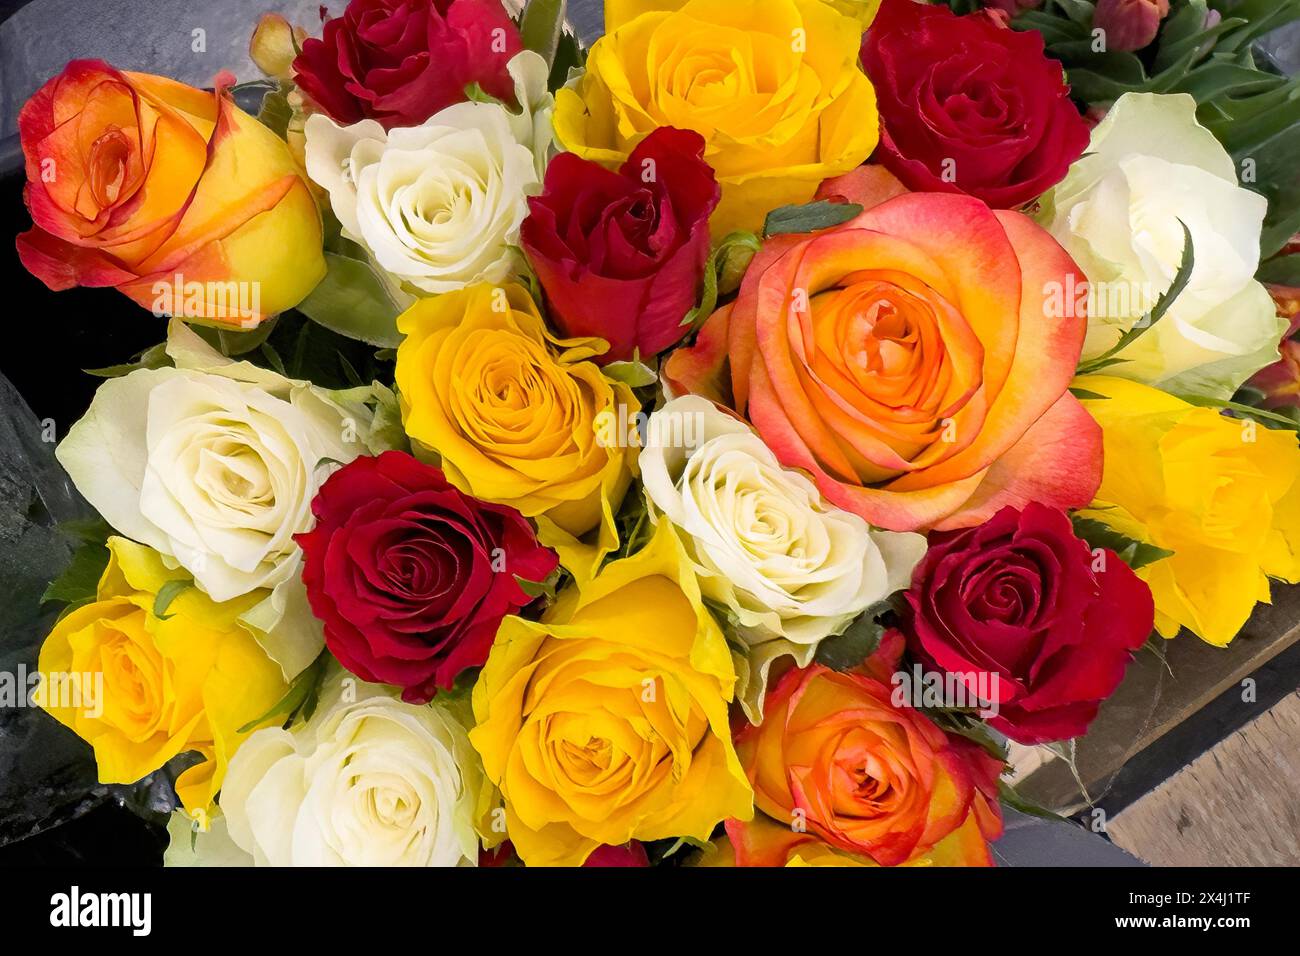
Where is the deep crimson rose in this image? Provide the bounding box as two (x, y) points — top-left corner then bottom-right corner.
(520, 126), (720, 364)
(479, 840), (649, 867)
(903, 503), (1154, 745)
(861, 0), (1089, 209)
(292, 0), (522, 129)
(297, 451), (556, 703)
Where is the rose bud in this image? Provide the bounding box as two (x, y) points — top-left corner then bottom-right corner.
(521, 126), (720, 364)
(1093, 0), (1171, 53)
(292, 0), (522, 129)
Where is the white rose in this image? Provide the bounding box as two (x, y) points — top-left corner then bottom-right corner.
(640, 396), (926, 720)
(1042, 92), (1285, 400)
(305, 52), (548, 296)
(213, 676), (482, 867)
(56, 321), (378, 676)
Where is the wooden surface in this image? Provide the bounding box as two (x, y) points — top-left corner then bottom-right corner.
(1106, 690), (1300, 866)
(1008, 582), (1300, 813)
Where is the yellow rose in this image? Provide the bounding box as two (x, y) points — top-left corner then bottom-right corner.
(395, 282), (637, 572)
(558, 0), (879, 237)
(821, 0), (881, 27)
(1077, 376), (1300, 646)
(469, 523), (754, 865)
(35, 538), (287, 813)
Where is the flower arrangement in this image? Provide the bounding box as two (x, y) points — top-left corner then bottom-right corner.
(16, 0), (1300, 868)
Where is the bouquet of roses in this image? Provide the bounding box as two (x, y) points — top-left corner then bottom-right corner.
(15, 0), (1300, 867)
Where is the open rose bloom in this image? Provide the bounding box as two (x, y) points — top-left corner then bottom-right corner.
(14, 0), (1300, 873)
(666, 166), (1102, 532)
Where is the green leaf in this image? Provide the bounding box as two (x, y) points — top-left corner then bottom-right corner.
(515, 570), (561, 601)
(548, 28), (586, 91)
(763, 200), (862, 238)
(813, 601), (892, 672)
(463, 82), (506, 106)
(41, 539), (110, 607)
(152, 580), (193, 621)
(256, 81), (294, 139)
(295, 252), (404, 348)
(1068, 387), (1110, 401)
(237, 652), (329, 734)
(1076, 221), (1194, 376)
(1070, 516), (1175, 570)
(84, 342), (171, 378)
(1180, 393), (1300, 430)
(934, 711), (1010, 763)
(603, 353), (659, 389)
(1258, 253), (1300, 286)
(520, 0), (566, 68)
(998, 780), (1070, 823)
(680, 231), (761, 330)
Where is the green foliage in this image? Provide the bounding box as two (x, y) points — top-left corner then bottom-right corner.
(1070, 516), (1175, 569)
(1076, 222), (1194, 375)
(997, 0), (1300, 257)
(763, 200), (863, 237)
(680, 232), (761, 331)
(237, 651), (329, 733)
(813, 600), (895, 671)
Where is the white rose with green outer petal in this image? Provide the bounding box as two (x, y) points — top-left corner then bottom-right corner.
(55, 321), (380, 677)
(640, 396), (926, 721)
(304, 51), (549, 297)
(1041, 92), (1285, 400)
(212, 675), (482, 867)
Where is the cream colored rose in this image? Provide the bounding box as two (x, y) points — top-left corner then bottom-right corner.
(209, 675), (483, 867)
(640, 396), (925, 720)
(305, 52), (548, 296)
(1042, 92), (1285, 400)
(56, 321), (381, 677)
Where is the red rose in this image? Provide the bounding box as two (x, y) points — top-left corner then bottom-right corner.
(479, 840), (649, 867)
(297, 451), (556, 703)
(861, 0), (1089, 209)
(582, 842), (651, 868)
(292, 0), (522, 129)
(903, 503), (1154, 745)
(520, 126), (720, 364)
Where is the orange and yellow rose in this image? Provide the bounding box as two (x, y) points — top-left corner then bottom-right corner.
(556, 0), (879, 237)
(666, 166), (1102, 532)
(729, 649), (1004, 867)
(16, 60), (324, 327)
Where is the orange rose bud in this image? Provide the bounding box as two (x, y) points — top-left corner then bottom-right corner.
(730, 661), (1004, 867)
(1094, 0), (1170, 53)
(16, 60), (325, 328)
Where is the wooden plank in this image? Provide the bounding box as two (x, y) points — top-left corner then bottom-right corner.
(1105, 691), (1300, 866)
(1008, 582), (1300, 812)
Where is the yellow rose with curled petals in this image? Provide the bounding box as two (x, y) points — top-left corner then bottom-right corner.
(469, 522), (754, 866)
(35, 538), (287, 814)
(1077, 375), (1300, 646)
(559, 0), (879, 237)
(394, 282), (638, 573)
